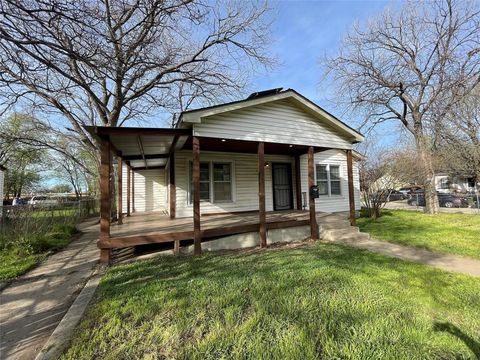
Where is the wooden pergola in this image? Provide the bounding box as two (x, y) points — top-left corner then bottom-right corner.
(86, 126), (356, 263)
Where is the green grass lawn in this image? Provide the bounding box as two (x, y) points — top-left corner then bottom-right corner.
(62, 243), (480, 360)
(357, 210), (480, 259)
(0, 223), (77, 281)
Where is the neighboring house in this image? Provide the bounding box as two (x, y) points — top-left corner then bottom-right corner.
(371, 174), (404, 192)
(87, 88), (364, 262)
(435, 173), (477, 194)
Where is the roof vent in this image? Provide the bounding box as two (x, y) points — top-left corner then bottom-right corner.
(246, 88), (283, 100)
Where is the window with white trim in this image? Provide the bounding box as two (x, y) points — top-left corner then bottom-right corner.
(315, 164), (342, 196)
(189, 161), (233, 203)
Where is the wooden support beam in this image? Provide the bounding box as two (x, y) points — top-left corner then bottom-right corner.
(258, 142), (267, 247)
(169, 152), (176, 219)
(132, 170), (135, 213)
(122, 154), (169, 160)
(346, 149), (356, 226)
(174, 239), (180, 255)
(308, 146), (318, 240)
(99, 138), (111, 263)
(130, 166), (165, 171)
(126, 165), (131, 217)
(117, 157), (123, 225)
(137, 136), (147, 168)
(192, 136), (201, 255)
(295, 155), (302, 210)
(92, 126), (192, 137)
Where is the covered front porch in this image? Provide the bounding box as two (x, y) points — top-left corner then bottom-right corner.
(104, 210), (312, 254)
(85, 126), (357, 263)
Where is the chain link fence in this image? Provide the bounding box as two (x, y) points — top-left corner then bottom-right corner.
(0, 199), (99, 253)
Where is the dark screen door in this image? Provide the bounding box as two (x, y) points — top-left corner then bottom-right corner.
(272, 163), (293, 210)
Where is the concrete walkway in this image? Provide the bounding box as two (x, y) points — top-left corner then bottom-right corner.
(0, 218), (99, 360)
(324, 236), (480, 277)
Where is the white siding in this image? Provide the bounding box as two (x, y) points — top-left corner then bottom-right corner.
(121, 168), (166, 213)
(192, 99), (352, 149)
(300, 149), (361, 213)
(174, 150), (296, 218)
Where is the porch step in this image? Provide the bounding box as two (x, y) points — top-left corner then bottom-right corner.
(320, 227), (357, 239)
(319, 221), (352, 230)
(321, 228), (371, 242)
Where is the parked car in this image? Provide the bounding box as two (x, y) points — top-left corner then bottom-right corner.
(407, 192), (469, 208)
(371, 189), (407, 202)
(398, 186), (423, 196)
(12, 197), (28, 206)
(29, 196), (59, 207)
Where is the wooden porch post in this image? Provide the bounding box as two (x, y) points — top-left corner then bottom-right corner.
(126, 164), (131, 217)
(192, 136), (202, 255)
(169, 153), (176, 219)
(117, 157), (123, 225)
(308, 146), (318, 240)
(258, 142), (267, 247)
(131, 170), (135, 213)
(346, 149), (356, 226)
(100, 138), (111, 263)
(295, 155), (302, 210)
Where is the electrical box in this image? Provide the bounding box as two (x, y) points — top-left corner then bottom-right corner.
(310, 185), (319, 199)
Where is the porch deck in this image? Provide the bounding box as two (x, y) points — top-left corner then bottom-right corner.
(100, 210), (311, 250)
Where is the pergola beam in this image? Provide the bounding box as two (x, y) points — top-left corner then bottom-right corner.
(117, 156), (123, 225)
(258, 142), (267, 247)
(192, 136), (201, 255)
(130, 166), (165, 171)
(87, 126), (191, 137)
(137, 136), (147, 169)
(126, 164), (131, 217)
(122, 154), (169, 160)
(346, 149), (356, 226)
(99, 138), (111, 263)
(308, 146), (318, 240)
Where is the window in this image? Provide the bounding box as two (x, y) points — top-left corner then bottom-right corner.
(189, 161), (233, 203)
(316, 165), (329, 195)
(315, 164), (342, 196)
(330, 166), (341, 195)
(189, 162), (210, 202)
(439, 178), (449, 190)
(213, 163), (232, 202)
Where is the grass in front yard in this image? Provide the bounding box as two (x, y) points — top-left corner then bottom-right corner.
(357, 210), (480, 259)
(0, 223), (77, 281)
(62, 243), (480, 360)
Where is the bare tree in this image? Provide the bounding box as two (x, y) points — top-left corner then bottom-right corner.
(0, 0), (273, 152)
(324, 0), (480, 213)
(356, 137), (401, 219)
(436, 88), (480, 185)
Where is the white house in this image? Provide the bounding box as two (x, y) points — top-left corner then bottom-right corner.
(87, 88), (364, 262)
(435, 173), (477, 194)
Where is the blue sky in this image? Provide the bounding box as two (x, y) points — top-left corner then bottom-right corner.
(251, 0), (401, 142)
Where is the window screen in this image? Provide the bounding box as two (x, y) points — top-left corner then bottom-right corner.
(316, 165), (328, 195)
(330, 165), (341, 195)
(213, 163), (232, 201)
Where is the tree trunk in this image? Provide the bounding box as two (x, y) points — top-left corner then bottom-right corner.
(415, 134), (439, 214)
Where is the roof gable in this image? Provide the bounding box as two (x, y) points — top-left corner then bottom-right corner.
(180, 89), (364, 143)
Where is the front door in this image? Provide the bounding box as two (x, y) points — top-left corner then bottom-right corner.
(272, 163), (293, 211)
